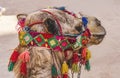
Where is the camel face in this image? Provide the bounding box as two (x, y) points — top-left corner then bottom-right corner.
(87, 17), (106, 45)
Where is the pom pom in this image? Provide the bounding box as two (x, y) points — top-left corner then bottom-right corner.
(81, 48), (87, 59)
(8, 62), (14, 71)
(72, 52), (79, 72)
(20, 62), (27, 75)
(10, 50), (19, 62)
(72, 63), (79, 72)
(83, 28), (91, 38)
(85, 60), (90, 71)
(81, 47), (87, 64)
(8, 50), (19, 71)
(18, 18), (25, 28)
(52, 65), (58, 76)
(82, 17), (88, 27)
(86, 49), (91, 60)
(61, 61), (68, 74)
(63, 73), (68, 78)
(19, 50), (30, 62)
(55, 6), (66, 11)
(72, 52), (79, 64)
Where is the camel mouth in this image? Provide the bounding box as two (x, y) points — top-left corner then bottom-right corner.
(90, 32), (106, 45)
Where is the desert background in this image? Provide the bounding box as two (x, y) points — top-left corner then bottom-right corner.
(0, 0), (120, 78)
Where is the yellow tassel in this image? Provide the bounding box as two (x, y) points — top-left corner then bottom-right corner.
(61, 61), (68, 74)
(86, 49), (91, 60)
(19, 31), (26, 46)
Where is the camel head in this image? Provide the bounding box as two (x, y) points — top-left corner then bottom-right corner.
(10, 8), (106, 78)
(17, 9), (106, 47)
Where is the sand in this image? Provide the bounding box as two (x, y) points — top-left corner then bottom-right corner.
(0, 0), (120, 78)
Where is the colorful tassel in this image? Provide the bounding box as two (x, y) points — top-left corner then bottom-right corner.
(8, 50), (19, 71)
(86, 49), (91, 60)
(19, 50), (30, 62)
(72, 52), (79, 72)
(10, 50), (19, 62)
(63, 73), (68, 78)
(52, 65), (58, 76)
(72, 63), (79, 72)
(18, 18), (25, 28)
(81, 47), (87, 64)
(82, 17), (88, 28)
(61, 61), (68, 74)
(19, 50), (30, 76)
(85, 60), (90, 71)
(8, 62), (14, 71)
(83, 28), (91, 38)
(20, 62), (27, 75)
(72, 52), (79, 64)
(55, 6), (66, 11)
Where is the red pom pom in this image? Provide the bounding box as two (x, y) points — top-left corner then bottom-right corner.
(10, 50), (19, 62)
(72, 52), (79, 64)
(20, 62), (27, 76)
(63, 73), (68, 78)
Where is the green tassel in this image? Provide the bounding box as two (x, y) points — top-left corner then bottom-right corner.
(51, 65), (58, 76)
(85, 60), (90, 71)
(8, 62), (14, 71)
(72, 63), (79, 72)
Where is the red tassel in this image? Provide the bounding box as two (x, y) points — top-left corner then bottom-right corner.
(10, 50), (19, 62)
(83, 28), (91, 37)
(20, 62), (27, 76)
(63, 73), (68, 78)
(18, 18), (25, 28)
(81, 47), (87, 64)
(72, 52), (79, 64)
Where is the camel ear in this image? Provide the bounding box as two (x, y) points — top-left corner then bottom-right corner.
(17, 14), (27, 21)
(44, 18), (60, 35)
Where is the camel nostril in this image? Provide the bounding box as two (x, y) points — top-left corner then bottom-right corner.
(75, 26), (82, 32)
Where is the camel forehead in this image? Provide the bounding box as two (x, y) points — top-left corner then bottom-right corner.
(26, 9), (81, 25)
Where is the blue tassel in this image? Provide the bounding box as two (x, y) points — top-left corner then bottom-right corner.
(82, 17), (88, 27)
(55, 6), (66, 11)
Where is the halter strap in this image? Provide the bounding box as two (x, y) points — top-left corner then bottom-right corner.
(29, 21), (43, 27)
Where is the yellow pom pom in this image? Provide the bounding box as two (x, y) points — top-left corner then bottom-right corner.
(20, 40), (26, 46)
(86, 49), (91, 60)
(19, 31), (26, 36)
(19, 31), (26, 39)
(61, 61), (68, 74)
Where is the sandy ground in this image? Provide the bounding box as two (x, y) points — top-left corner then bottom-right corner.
(0, 0), (120, 78)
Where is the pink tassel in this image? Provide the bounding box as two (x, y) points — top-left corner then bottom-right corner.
(19, 50), (30, 62)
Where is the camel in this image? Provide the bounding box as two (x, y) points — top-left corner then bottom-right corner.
(8, 7), (106, 78)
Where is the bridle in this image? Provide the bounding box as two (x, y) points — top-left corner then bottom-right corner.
(25, 9), (86, 38)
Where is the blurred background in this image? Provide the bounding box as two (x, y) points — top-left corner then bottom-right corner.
(0, 0), (120, 78)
